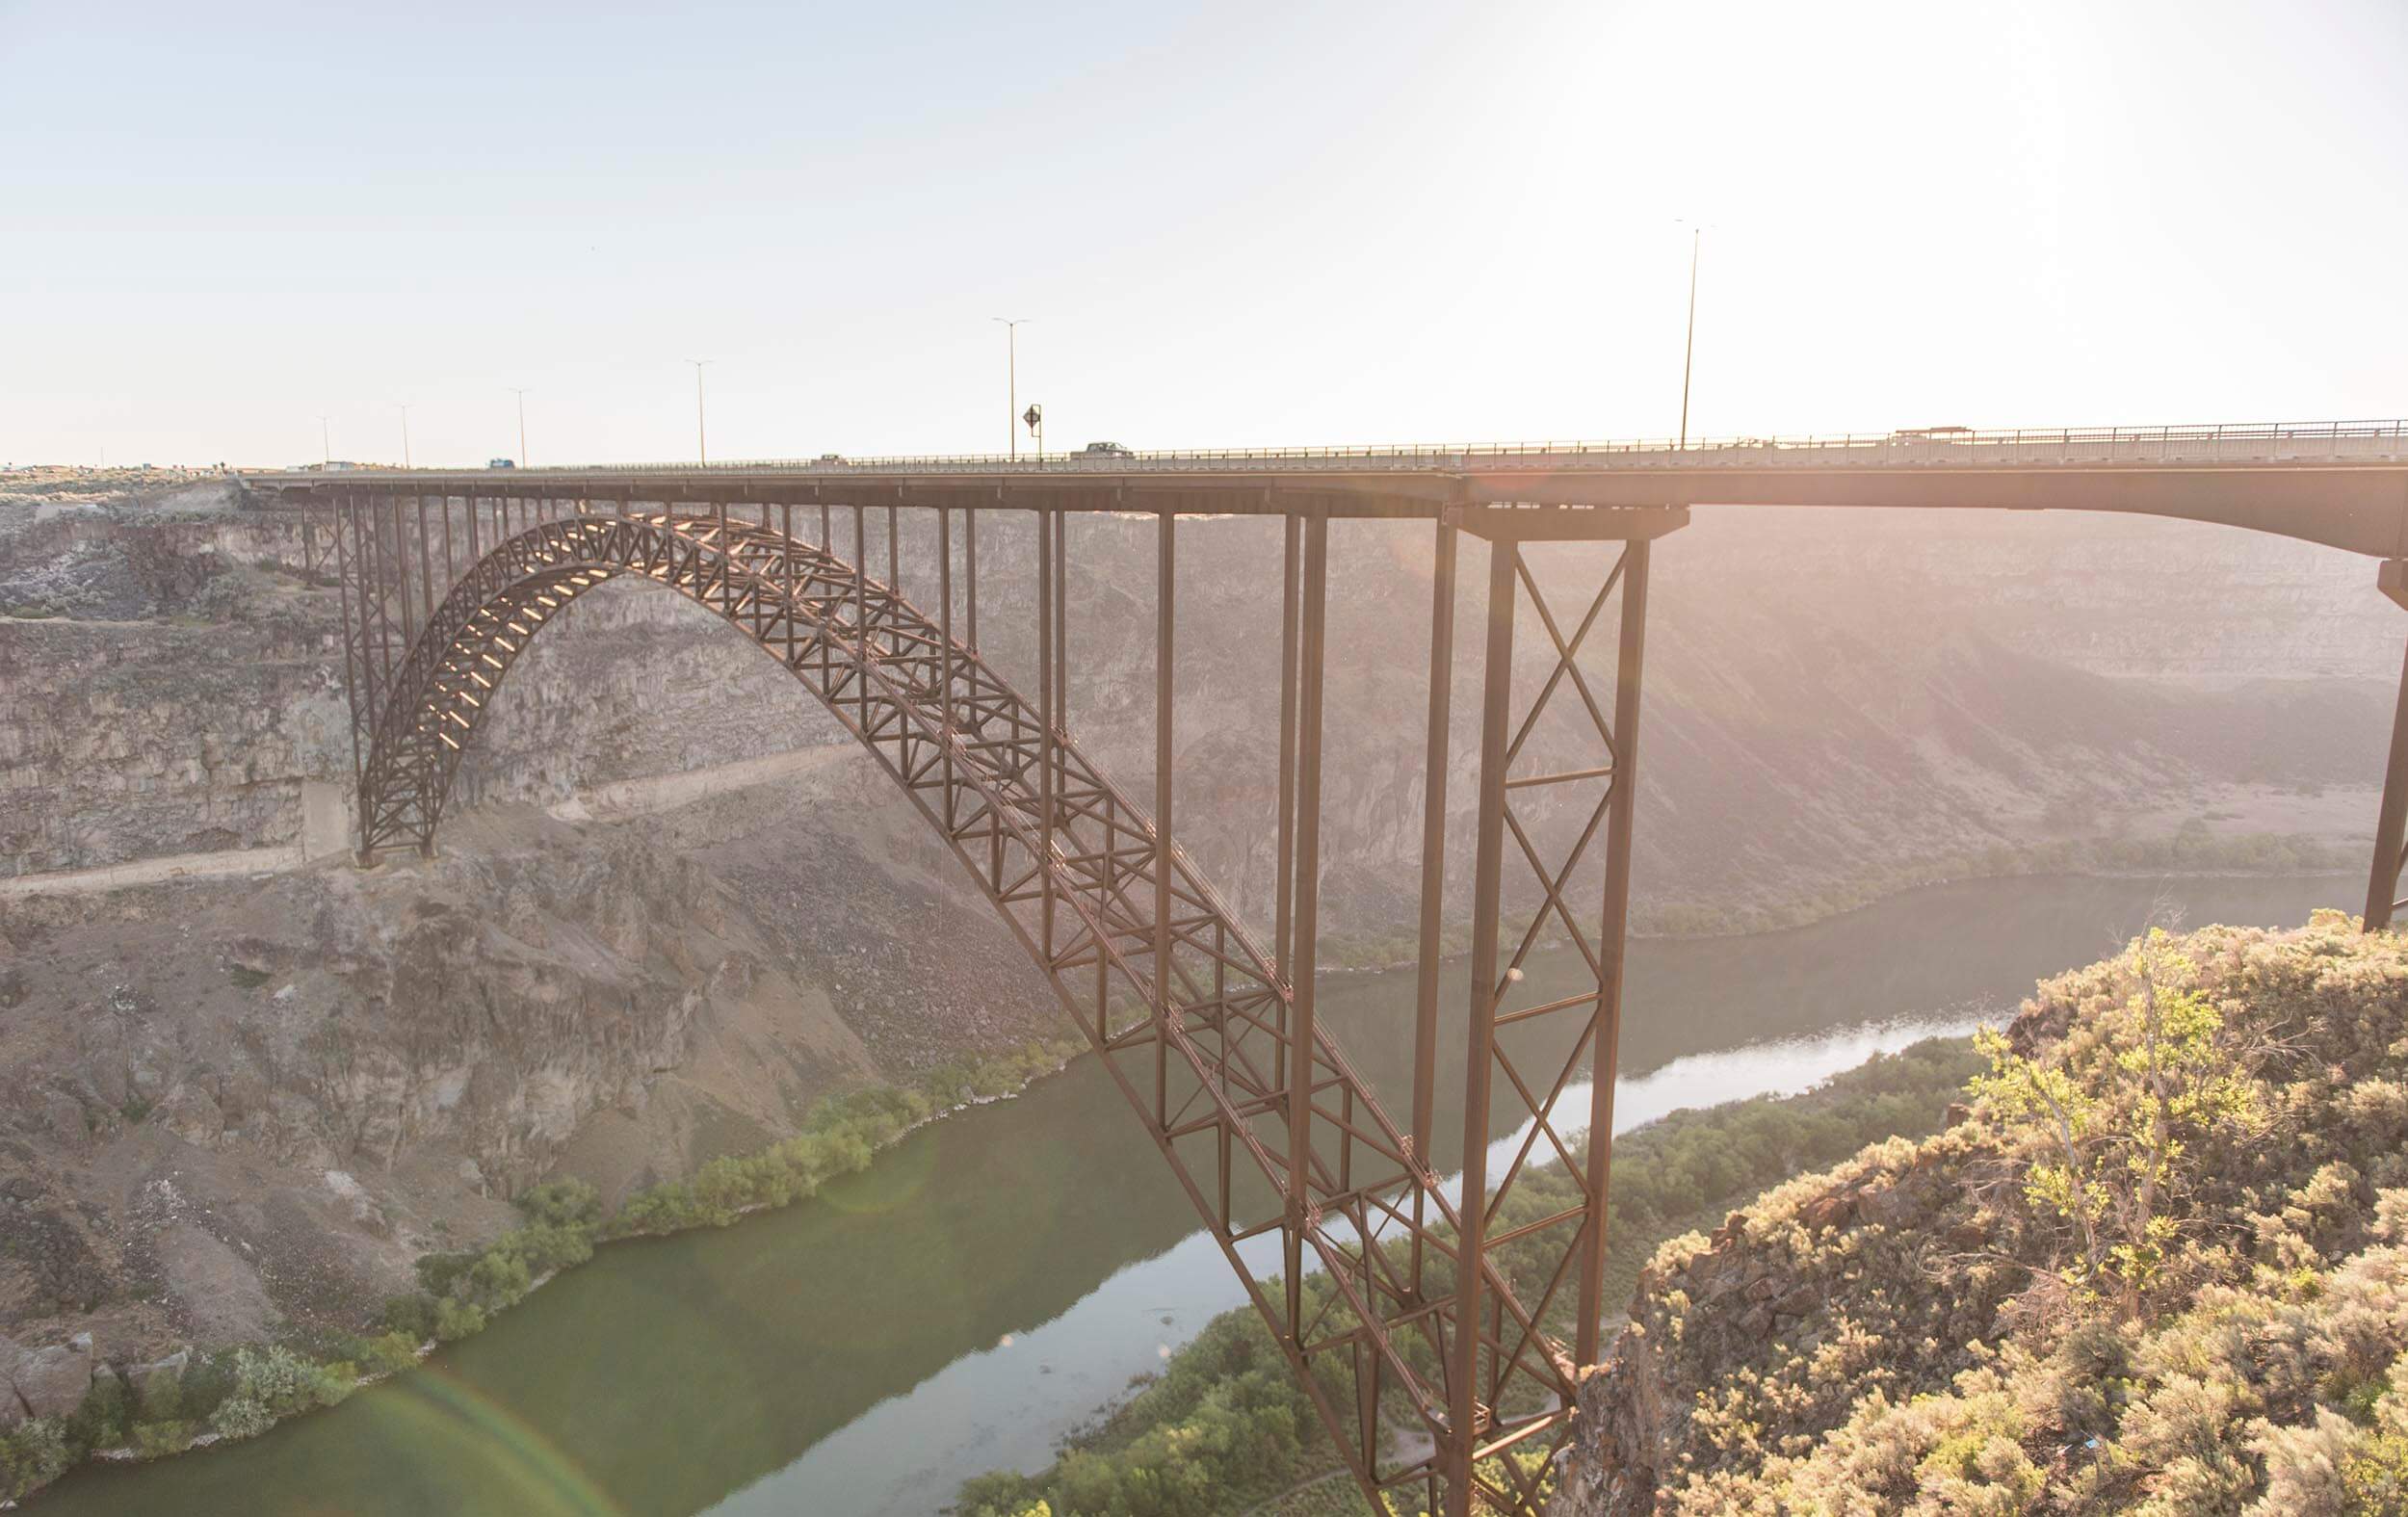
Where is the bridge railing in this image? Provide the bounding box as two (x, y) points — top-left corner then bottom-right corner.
(488, 418), (2408, 477)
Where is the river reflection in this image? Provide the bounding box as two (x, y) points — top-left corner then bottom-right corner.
(45, 874), (2349, 1517)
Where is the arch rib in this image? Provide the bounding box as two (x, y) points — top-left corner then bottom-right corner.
(357, 510), (1579, 1508)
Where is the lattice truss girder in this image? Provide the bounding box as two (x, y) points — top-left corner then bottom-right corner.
(325, 494), (1654, 1516)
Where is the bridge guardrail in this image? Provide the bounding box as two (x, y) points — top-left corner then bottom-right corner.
(251, 419), (2408, 479)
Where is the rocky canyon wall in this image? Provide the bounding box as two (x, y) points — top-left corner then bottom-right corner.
(1, 473), (2395, 1363)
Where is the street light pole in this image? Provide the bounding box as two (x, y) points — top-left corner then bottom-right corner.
(397, 404), (411, 470)
(509, 388), (532, 467)
(1677, 224), (1701, 450)
(687, 359), (712, 465)
(316, 413), (329, 467)
(991, 318), (1029, 459)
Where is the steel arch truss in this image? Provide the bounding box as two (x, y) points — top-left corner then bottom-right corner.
(324, 490), (1667, 1516)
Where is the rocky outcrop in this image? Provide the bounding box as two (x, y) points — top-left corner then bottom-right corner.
(1553, 919), (2408, 1514)
(1555, 1133), (1981, 1514)
(0, 761), (1063, 1357)
(0, 1331), (93, 1427)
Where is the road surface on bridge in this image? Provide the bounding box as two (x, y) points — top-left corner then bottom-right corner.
(244, 417), (2408, 555)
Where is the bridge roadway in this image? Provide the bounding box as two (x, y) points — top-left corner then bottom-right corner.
(245, 417), (2408, 556)
(244, 415), (2408, 1515)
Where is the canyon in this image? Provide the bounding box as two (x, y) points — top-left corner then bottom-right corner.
(0, 473), (2396, 1401)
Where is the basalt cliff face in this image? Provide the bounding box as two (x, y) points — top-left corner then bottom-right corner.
(0, 477), (2395, 1368)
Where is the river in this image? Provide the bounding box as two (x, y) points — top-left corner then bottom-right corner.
(41, 873), (2351, 1516)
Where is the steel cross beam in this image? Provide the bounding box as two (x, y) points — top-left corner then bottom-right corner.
(316, 485), (1677, 1514)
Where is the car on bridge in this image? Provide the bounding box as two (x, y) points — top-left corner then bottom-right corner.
(488, 458), (516, 469)
(1080, 441), (1133, 458)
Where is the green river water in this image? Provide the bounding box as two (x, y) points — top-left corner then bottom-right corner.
(39, 872), (2353, 1516)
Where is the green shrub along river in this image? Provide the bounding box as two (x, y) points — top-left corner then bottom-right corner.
(21, 872), (2353, 1516)
(1, 1039), (1084, 1507)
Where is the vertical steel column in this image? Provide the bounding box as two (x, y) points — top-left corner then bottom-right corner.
(389, 493), (417, 647)
(966, 507), (981, 650)
(2365, 635), (2408, 930)
(853, 506), (871, 732)
(937, 505), (954, 680)
(365, 490), (410, 858)
(938, 505), (955, 829)
(782, 502), (798, 669)
(1273, 512), (1302, 984)
(1053, 506), (1071, 1007)
(331, 494), (364, 795)
(1576, 538), (1652, 1361)
(439, 490), (455, 586)
(716, 499), (729, 608)
(2364, 562), (2408, 931)
(1053, 503), (1067, 769)
(1037, 506), (1057, 967)
(355, 491), (389, 711)
(1156, 507), (1177, 1125)
(1410, 520), (1458, 1291)
(414, 495), (435, 628)
(1449, 537), (1521, 1512)
(466, 489), (481, 561)
(887, 501), (900, 591)
(1284, 510), (1330, 1338)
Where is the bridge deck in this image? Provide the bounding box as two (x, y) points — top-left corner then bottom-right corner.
(270, 416), (2408, 1515)
(246, 418), (2408, 555)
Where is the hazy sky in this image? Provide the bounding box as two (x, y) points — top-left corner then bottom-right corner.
(4, 0), (2402, 467)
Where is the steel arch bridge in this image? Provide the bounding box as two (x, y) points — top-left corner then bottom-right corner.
(254, 418), (2408, 1516)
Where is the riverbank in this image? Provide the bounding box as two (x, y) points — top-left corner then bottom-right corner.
(29, 875), (2356, 1517)
(953, 1036), (1987, 1517)
(0, 1036), (1086, 1508)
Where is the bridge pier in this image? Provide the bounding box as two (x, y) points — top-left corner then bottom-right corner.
(2362, 561), (2408, 930)
(1438, 509), (1678, 1516)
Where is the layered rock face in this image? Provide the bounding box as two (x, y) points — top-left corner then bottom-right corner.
(0, 766), (1062, 1362)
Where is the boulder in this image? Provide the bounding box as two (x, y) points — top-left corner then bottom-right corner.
(1774, 1283), (1822, 1317)
(1853, 1181), (1913, 1230)
(156, 1085), (227, 1147)
(4, 1331), (95, 1423)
